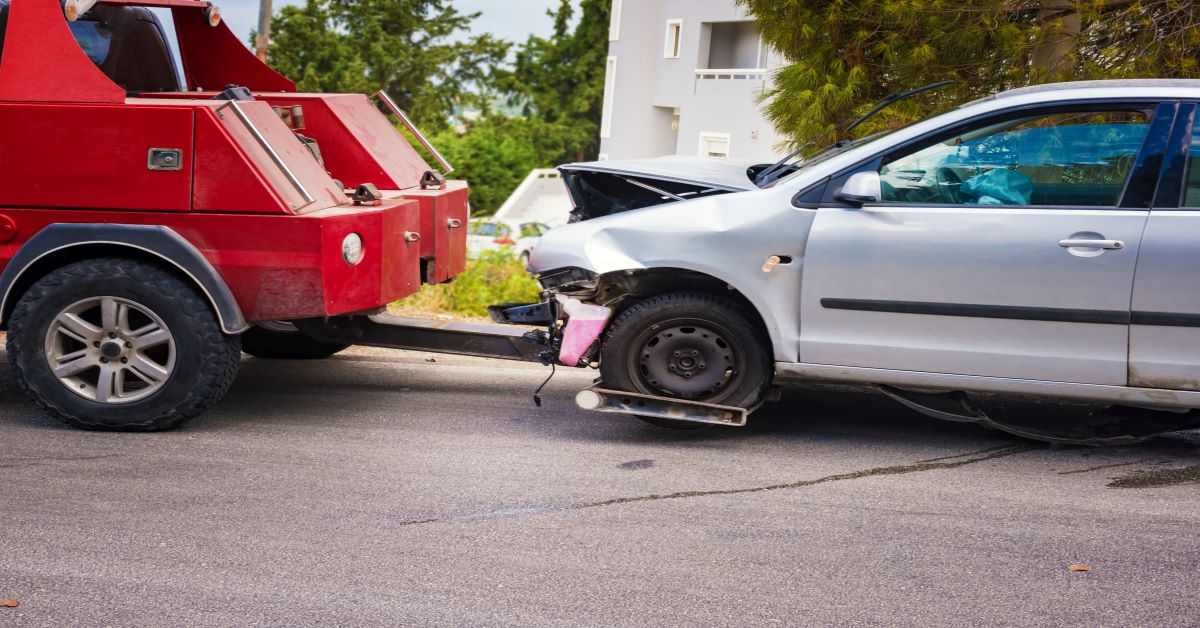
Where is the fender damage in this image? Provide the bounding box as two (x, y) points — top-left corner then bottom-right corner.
(492, 157), (816, 367)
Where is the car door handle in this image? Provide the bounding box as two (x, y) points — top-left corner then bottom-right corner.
(1058, 239), (1124, 250)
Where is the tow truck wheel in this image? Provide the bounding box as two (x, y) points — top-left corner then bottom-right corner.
(599, 292), (772, 429)
(7, 258), (242, 431)
(241, 322), (350, 360)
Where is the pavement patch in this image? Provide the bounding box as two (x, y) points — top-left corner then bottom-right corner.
(1107, 464), (1200, 489)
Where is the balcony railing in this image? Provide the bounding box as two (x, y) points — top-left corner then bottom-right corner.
(694, 68), (767, 80)
(693, 68), (768, 96)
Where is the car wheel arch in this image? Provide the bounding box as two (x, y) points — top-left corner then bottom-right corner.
(595, 267), (779, 359)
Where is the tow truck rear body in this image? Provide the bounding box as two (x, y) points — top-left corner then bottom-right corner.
(0, 0), (467, 429)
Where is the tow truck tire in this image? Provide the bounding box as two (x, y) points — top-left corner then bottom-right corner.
(241, 323), (350, 360)
(599, 292), (772, 429)
(7, 258), (242, 431)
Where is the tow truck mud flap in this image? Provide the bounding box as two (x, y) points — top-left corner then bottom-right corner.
(574, 387), (749, 427)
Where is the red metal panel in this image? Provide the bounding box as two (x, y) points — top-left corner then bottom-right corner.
(171, 5), (295, 92)
(400, 181), (469, 283)
(319, 203), (422, 313)
(146, 93), (434, 191)
(192, 107), (290, 214)
(193, 102), (346, 214)
(0, 201), (425, 322)
(0, 0), (124, 103)
(316, 94), (429, 190)
(0, 103), (193, 211)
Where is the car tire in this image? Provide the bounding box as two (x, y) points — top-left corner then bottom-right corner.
(241, 322), (350, 360)
(7, 258), (242, 431)
(599, 292), (772, 429)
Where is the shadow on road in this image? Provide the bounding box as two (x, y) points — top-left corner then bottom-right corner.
(1, 351), (1196, 457)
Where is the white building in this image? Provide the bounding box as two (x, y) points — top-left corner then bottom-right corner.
(599, 0), (788, 162)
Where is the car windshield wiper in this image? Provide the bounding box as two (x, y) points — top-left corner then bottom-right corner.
(753, 80), (953, 187)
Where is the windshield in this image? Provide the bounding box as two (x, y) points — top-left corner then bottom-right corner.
(767, 129), (898, 187)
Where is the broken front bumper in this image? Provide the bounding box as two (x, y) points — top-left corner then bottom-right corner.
(489, 294), (613, 367)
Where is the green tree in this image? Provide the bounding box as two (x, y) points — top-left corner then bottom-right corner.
(266, 0), (509, 128)
(497, 0), (611, 164)
(739, 0), (1200, 147)
(426, 116), (544, 214)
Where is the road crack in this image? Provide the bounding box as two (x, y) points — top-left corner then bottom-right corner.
(390, 444), (1036, 527)
(572, 444), (1036, 510)
(1057, 459), (1153, 475)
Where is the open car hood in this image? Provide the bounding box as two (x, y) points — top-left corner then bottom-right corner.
(558, 156), (758, 222)
(559, 156), (758, 192)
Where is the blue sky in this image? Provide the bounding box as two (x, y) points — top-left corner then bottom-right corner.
(219, 0), (573, 45)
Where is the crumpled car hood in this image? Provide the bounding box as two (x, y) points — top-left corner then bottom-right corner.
(559, 155), (759, 192)
(557, 156), (760, 223)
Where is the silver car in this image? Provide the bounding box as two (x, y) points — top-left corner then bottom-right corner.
(516, 80), (1200, 441)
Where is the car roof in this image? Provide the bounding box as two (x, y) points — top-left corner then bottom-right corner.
(976, 79), (1200, 105)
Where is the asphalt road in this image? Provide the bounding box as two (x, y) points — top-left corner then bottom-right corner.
(1, 347), (1198, 627)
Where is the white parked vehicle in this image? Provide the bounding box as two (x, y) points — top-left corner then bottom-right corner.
(467, 219), (551, 262)
(495, 80), (1200, 443)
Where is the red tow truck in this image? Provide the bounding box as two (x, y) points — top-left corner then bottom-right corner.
(0, 0), (550, 431)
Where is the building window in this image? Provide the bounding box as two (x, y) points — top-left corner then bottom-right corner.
(600, 56), (617, 139)
(609, 0), (622, 42)
(664, 19), (682, 59)
(705, 21), (763, 69)
(698, 132), (731, 158)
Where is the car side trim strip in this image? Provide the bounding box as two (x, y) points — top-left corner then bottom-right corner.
(820, 298), (1129, 325)
(1128, 311), (1200, 327)
(821, 298), (1200, 328)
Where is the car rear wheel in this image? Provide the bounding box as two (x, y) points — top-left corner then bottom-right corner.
(599, 292), (772, 429)
(241, 321), (350, 360)
(7, 258), (242, 431)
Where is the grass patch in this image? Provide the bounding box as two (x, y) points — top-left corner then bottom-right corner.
(392, 250), (541, 319)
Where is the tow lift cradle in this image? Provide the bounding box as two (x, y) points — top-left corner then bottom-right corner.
(294, 313), (761, 425)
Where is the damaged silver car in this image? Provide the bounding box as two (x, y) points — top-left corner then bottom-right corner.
(495, 80), (1200, 443)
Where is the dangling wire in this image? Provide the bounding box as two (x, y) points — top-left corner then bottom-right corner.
(533, 362), (556, 408)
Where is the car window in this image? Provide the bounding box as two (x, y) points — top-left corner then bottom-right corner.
(879, 110), (1150, 207)
(496, 223), (513, 238)
(519, 223), (548, 238)
(1183, 122), (1200, 208)
(469, 222), (498, 237)
(69, 20), (114, 65)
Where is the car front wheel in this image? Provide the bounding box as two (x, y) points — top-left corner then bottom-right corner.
(599, 292), (772, 428)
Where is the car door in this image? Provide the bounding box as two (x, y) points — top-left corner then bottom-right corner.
(799, 103), (1173, 385)
(1128, 102), (1200, 390)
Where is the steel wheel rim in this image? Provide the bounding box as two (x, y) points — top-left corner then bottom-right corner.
(44, 296), (177, 404)
(627, 317), (745, 403)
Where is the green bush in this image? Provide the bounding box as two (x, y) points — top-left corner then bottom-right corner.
(394, 250), (540, 318)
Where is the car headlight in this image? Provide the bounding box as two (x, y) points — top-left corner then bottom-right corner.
(342, 233), (364, 265)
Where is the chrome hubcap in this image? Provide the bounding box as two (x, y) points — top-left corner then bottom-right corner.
(44, 296), (176, 404)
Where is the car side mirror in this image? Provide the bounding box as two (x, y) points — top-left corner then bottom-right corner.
(835, 172), (882, 205)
